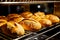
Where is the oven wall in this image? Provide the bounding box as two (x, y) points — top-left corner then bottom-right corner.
(54, 2), (60, 17)
(0, 3), (60, 17)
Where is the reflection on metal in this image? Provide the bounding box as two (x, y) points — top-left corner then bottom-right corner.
(0, 1), (60, 4)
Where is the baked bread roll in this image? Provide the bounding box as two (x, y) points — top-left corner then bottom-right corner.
(7, 14), (24, 22)
(46, 14), (60, 23)
(1, 24), (13, 36)
(20, 19), (42, 31)
(34, 12), (45, 19)
(39, 19), (52, 27)
(6, 21), (25, 36)
(20, 12), (33, 18)
(0, 16), (7, 20)
(0, 19), (7, 27)
(30, 15), (41, 21)
(0, 16), (7, 27)
(7, 14), (20, 18)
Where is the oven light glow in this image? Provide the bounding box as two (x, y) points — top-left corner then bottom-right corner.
(37, 5), (41, 8)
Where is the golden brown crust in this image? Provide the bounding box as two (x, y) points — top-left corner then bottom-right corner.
(46, 14), (60, 23)
(0, 16), (7, 20)
(39, 19), (52, 27)
(0, 12), (60, 36)
(30, 15), (41, 21)
(7, 14), (20, 18)
(7, 21), (25, 36)
(0, 16), (7, 27)
(20, 19), (42, 31)
(0, 19), (7, 27)
(1, 24), (13, 36)
(7, 14), (24, 22)
(8, 17), (24, 22)
(20, 11), (33, 18)
(34, 12), (45, 19)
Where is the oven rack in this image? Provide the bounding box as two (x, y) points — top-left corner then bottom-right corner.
(0, 0), (56, 2)
(0, 1), (60, 4)
(0, 23), (60, 40)
(23, 23), (60, 40)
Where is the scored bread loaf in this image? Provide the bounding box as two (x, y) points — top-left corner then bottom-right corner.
(19, 19), (42, 31)
(0, 16), (7, 27)
(39, 19), (52, 27)
(34, 12), (45, 19)
(6, 21), (25, 36)
(7, 14), (24, 22)
(45, 14), (60, 23)
(20, 12), (33, 18)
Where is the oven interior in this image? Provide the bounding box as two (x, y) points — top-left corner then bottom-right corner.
(0, 3), (54, 15)
(0, 2), (60, 40)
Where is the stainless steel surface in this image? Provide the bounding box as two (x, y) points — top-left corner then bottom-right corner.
(0, 1), (60, 4)
(0, 23), (60, 40)
(46, 31), (60, 40)
(0, 0), (58, 2)
(25, 24), (60, 40)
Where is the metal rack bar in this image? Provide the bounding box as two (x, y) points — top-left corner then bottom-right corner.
(13, 32), (33, 40)
(26, 25), (60, 40)
(0, 1), (60, 4)
(45, 31), (60, 40)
